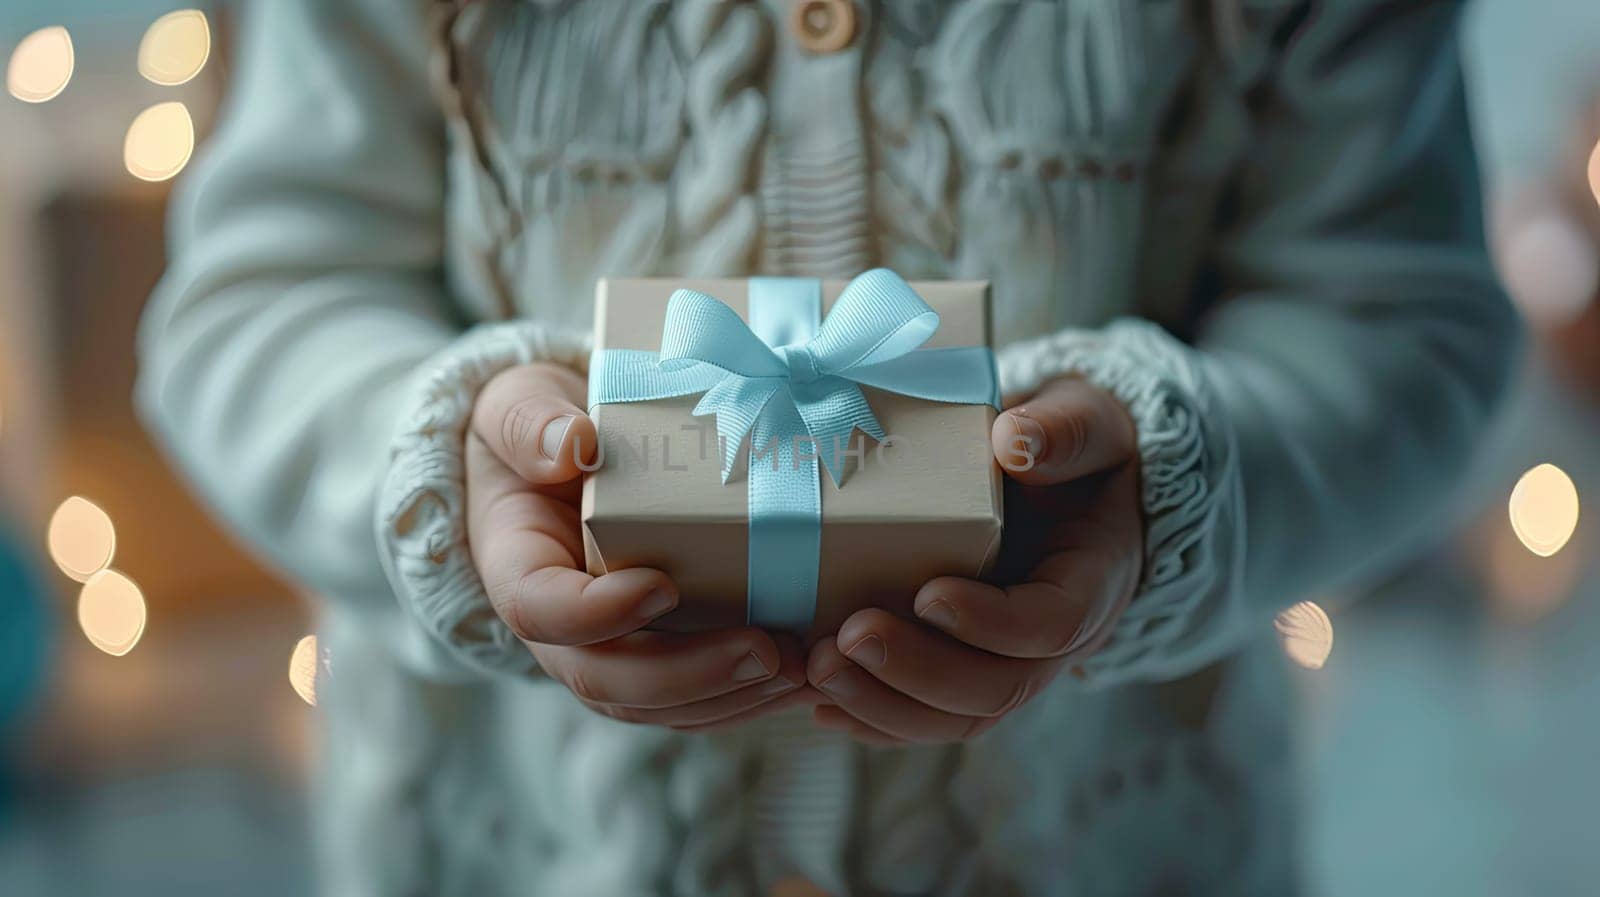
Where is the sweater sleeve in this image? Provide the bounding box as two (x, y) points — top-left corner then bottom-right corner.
(136, 0), (575, 679)
(997, 0), (1520, 686)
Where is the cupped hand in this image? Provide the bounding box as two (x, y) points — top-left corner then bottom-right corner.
(808, 377), (1144, 745)
(466, 363), (820, 730)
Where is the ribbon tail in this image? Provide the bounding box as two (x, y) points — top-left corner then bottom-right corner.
(692, 376), (784, 482)
(792, 378), (884, 488)
(745, 397), (821, 633)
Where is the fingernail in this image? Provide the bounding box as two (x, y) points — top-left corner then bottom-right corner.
(733, 651), (773, 682)
(916, 598), (959, 631)
(1007, 410), (1048, 459)
(817, 669), (859, 697)
(843, 634), (886, 669)
(761, 676), (799, 696)
(540, 414), (575, 460)
(639, 588), (676, 620)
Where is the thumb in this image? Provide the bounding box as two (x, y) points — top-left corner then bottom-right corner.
(991, 377), (1136, 486)
(472, 362), (598, 485)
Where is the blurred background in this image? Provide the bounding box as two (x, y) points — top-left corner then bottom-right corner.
(0, 4), (312, 894)
(0, 2), (1597, 895)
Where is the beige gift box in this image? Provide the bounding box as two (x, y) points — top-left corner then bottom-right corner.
(581, 277), (1003, 640)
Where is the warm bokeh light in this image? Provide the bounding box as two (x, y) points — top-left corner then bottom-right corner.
(77, 569), (148, 656)
(1589, 138), (1600, 212)
(48, 496), (117, 582)
(1275, 601), (1333, 670)
(1509, 463), (1580, 557)
(6, 25), (74, 103)
(138, 9), (211, 87)
(124, 101), (195, 182)
(288, 635), (320, 706)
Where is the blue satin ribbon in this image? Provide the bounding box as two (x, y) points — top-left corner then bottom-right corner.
(589, 268), (1000, 631)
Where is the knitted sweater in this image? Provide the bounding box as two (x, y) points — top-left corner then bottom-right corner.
(137, 0), (1516, 893)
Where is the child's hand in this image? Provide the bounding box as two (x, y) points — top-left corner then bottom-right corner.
(466, 363), (813, 730)
(806, 377), (1143, 744)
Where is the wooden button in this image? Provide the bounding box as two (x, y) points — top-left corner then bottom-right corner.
(770, 878), (833, 897)
(790, 0), (856, 54)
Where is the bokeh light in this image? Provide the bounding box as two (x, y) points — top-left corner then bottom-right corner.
(288, 635), (320, 706)
(1509, 463), (1580, 557)
(6, 25), (74, 104)
(48, 496), (117, 582)
(77, 569), (148, 656)
(123, 101), (195, 182)
(138, 9), (211, 87)
(1275, 601), (1334, 670)
(1589, 138), (1600, 211)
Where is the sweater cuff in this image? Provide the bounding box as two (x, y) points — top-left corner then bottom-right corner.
(376, 320), (592, 680)
(996, 320), (1240, 687)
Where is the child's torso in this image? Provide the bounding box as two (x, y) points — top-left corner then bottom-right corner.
(431, 0), (1245, 346)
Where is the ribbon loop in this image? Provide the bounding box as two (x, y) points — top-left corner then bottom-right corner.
(659, 288), (788, 378)
(805, 268), (942, 374)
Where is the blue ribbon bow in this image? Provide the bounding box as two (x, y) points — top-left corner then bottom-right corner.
(589, 268), (999, 631)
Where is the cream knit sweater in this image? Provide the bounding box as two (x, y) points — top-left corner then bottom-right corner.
(138, 0), (1515, 893)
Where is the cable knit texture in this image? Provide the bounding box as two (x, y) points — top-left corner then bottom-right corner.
(378, 319), (590, 678)
(998, 320), (1237, 686)
(136, 0), (1515, 894)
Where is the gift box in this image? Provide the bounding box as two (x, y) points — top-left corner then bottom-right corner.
(582, 270), (1003, 639)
